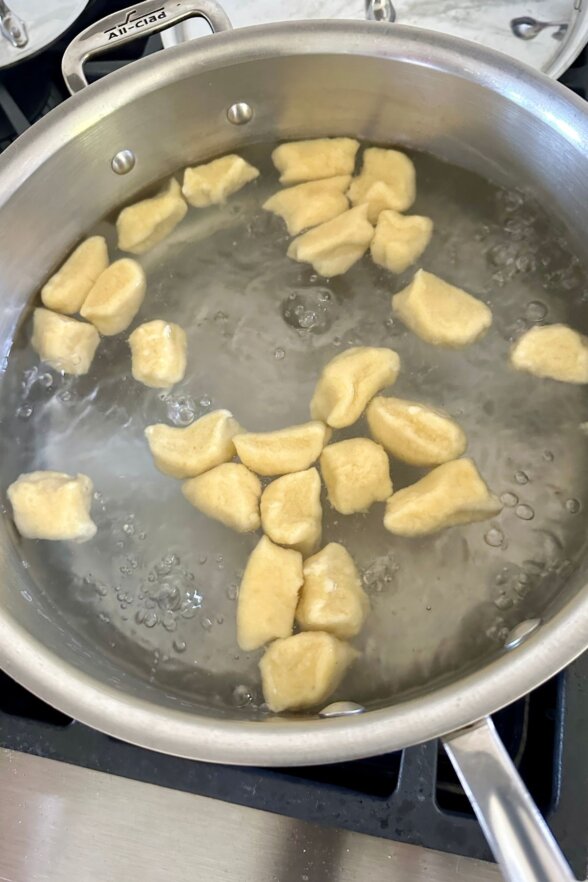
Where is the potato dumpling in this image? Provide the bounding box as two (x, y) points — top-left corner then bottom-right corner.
(182, 154), (259, 207)
(145, 409), (242, 479)
(297, 543), (369, 639)
(7, 471), (96, 543)
(41, 236), (108, 315)
(260, 467), (322, 556)
(237, 535), (303, 651)
(347, 147), (416, 222)
(311, 346), (400, 429)
(116, 178), (188, 255)
(80, 258), (146, 336)
(392, 269), (492, 348)
(371, 210), (433, 274)
(128, 320), (187, 389)
(384, 458), (502, 537)
(182, 462), (261, 533)
(367, 396), (467, 467)
(287, 204), (373, 277)
(31, 307), (100, 376)
(263, 175), (351, 236)
(321, 438), (392, 515)
(234, 421), (329, 477)
(271, 138), (359, 185)
(510, 324), (588, 384)
(260, 631), (358, 713)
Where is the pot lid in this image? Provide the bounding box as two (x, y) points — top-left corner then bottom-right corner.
(0, 0), (88, 69)
(161, 0), (586, 78)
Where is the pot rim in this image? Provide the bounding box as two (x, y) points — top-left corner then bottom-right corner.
(1, 20), (588, 765)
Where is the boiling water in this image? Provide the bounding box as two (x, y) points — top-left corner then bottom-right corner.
(2, 144), (588, 713)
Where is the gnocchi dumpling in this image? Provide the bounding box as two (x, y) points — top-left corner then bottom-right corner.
(321, 438), (392, 515)
(271, 138), (359, 185)
(347, 147), (416, 223)
(297, 543), (369, 639)
(371, 210), (433, 274)
(31, 308), (100, 376)
(263, 175), (351, 236)
(311, 346), (400, 429)
(287, 205), (374, 277)
(383, 458), (502, 537)
(234, 421), (329, 477)
(182, 462), (261, 533)
(145, 409), (242, 479)
(259, 631), (358, 713)
(510, 324), (588, 384)
(182, 154), (259, 207)
(260, 467), (322, 556)
(237, 535), (303, 652)
(41, 236), (109, 315)
(7, 471), (97, 543)
(128, 320), (187, 389)
(116, 178), (188, 255)
(80, 258), (146, 336)
(366, 396), (467, 467)
(392, 269), (492, 348)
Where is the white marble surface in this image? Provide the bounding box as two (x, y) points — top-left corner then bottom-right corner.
(163, 0), (578, 72)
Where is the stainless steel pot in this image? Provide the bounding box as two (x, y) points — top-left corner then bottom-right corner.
(1, 2), (588, 880)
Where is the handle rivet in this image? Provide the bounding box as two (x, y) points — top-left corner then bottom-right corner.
(227, 102), (253, 125)
(504, 618), (541, 650)
(111, 149), (136, 175)
(319, 701), (365, 718)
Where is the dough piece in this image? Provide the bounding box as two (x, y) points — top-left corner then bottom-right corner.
(321, 438), (392, 515)
(41, 236), (108, 315)
(182, 462), (261, 533)
(237, 535), (303, 652)
(129, 320), (187, 389)
(260, 631), (357, 713)
(366, 396), (466, 467)
(7, 471), (96, 542)
(80, 258), (146, 336)
(392, 269), (492, 348)
(371, 210), (433, 274)
(510, 324), (588, 384)
(347, 147), (416, 222)
(145, 409), (242, 479)
(234, 421), (329, 477)
(311, 346), (400, 428)
(260, 467), (322, 556)
(297, 543), (369, 639)
(182, 154), (259, 207)
(263, 176), (351, 235)
(116, 178), (188, 255)
(31, 307), (100, 376)
(272, 138), (359, 185)
(287, 205), (373, 277)
(384, 458), (502, 537)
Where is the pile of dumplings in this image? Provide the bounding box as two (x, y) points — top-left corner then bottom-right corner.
(7, 137), (588, 715)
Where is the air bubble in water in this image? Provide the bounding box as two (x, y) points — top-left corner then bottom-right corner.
(281, 288), (335, 334)
(543, 450), (554, 462)
(123, 523), (135, 536)
(494, 592), (513, 610)
(200, 616), (213, 631)
(274, 347), (285, 360)
(515, 504), (535, 521)
(525, 301), (547, 322)
(232, 685), (253, 707)
(565, 498), (581, 514)
(173, 639), (187, 653)
(514, 470), (529, 485)
(484, 527), (505, 548)
(500, 492), (518, 507)
(144, 610), (158, 628)
(166, 394), (196, 426)
(17, 404), (32, 419)
(227, 583), (238, 601)
(199, 395), (211, 408)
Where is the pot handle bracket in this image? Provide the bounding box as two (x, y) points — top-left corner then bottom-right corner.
(443, 716), (576, 882)
(62, 0), (232, 95)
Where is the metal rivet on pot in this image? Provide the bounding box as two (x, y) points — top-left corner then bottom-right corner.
(227, 102), (253, 125)
(319, 701), (366, 718)
(504, 618), (541, 650)
(111, 149), (136, 175)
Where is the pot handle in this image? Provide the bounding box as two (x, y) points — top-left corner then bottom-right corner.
(61, 0), (232, 95)
(443, 716), (575, 882)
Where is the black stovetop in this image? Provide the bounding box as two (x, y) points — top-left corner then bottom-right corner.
(1, 4), (587, 877)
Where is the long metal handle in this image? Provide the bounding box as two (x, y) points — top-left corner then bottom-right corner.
(61, 0), (232, 95)
(443, 717), (575, 882)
